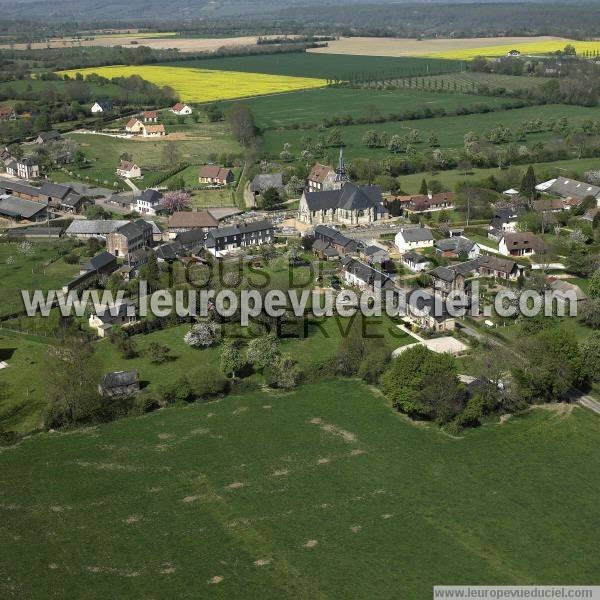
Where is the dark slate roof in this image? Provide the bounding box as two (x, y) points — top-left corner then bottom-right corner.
(100, 370), (137, 389)
(239, 219), (273, 234)
(176, 228), (207, 245)
(403, 250), (431, 264)
(250, 173), (284, 193)
(0, 195), (46, 218)
(115, 219), (153, 240)
(342, 257), (394, 289)
(2, 181), (43, 197)
(82, 251), (116, 272)
(7, 226), (63, 237)
(547, 176), (600, 199)
(477, 254), (519, 275)
(37, 130), (61, 143)
(19, 157), (38, 167)
(363, 245), (388, 257)
(39, 182), (73, 200)
(398, 227), (434, 243)
(140, 188), (163, 205)
(314, 224), (359, 251)
(312, 238), (339, 257)
(208, 220), (274, 241)
(304, 182), (382, 212)
(430, 266), (456, 283)
(154, 242), (185, 261)
(449, 259), (480, 276)
(435, 237), (477, 254)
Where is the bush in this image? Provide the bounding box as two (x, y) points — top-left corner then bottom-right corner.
(63, 253), (79, 264)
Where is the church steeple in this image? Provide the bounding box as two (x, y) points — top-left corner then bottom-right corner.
(335, 148), (347, 184)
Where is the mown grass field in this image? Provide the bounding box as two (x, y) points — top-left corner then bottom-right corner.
(60, 126), (240, 188)
(175, 53), (464, 80)
(223, 87), (506, 129)
(1, 378), (599, 598)
(58, 66), (327, 103)
(262, 104), (600, 162)
(0, 241), (81, 318)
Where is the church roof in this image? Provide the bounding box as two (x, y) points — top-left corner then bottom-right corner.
(304, 182), (382, 212)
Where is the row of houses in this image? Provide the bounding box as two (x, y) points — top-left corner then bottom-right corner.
(91, 102), (193, 116)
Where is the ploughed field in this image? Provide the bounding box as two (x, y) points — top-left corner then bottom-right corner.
(1, 379), (599, 598)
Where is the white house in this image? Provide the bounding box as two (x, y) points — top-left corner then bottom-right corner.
(171, 103), (192, 116)
(401, 250), (431, 272)
(498, 232), (542, 257)
(135, 189), (163, 216)
(394, 227), (434, 252)
(91, 101), (112, 114)
(116, 160), (141, 179)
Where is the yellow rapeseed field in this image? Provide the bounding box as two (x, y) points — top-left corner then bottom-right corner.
(58, 65), (326, 103)
(427, 40), (600, 59)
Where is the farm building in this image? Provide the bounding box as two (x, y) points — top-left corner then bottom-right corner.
(98, 370), (139, 398)
(250, 173), (285, 198)
(0, 195), (48, 222)
(168, 210), (219, 235)
(34, 131), (61, 144)
(106, 219), (154, 259)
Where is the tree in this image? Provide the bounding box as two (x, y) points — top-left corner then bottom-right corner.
(581, 332), (600, 382)
(226, 103), (257, 146)
(162, 142), (180, 167)
(247, 335), (280, 370)
(220, 339), (245, 379)
(387, 135), (404, 154)
(419, 178), (428, 196)
(44, 336), (102, 428)
(519, 165), (537, 205)
(146, 342), (170, 364)
(579, 299), (600, 329)
(380, 345), (465, 423)
(428, 133), (440, 147)
(589, 270), (600, 300)
(206, 103), (223, 122)
(362, 130), (380, 148)
(264, 354), (299, 389)
(138, 251), (161, 291)
(326, 128), (344, 147)
(184, 321), (221, 348)
(262, 187), (282, 210)
(161, 190), (190, 213)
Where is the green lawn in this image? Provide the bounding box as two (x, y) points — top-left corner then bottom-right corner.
(61, 124), (240, 189)
(1, 378), (599, 598)
(262, 103), (600, 163)
(220, 87), (506, 129)
(0, 241), (81, 318)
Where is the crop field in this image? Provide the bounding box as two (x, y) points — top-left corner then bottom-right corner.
(175, 53), (464, 80)
(1, 378), (599, 598)
(262, 104), (600, 161)
(308, 36), (600, 59)
(223, 87), (506, 129)
(58, 65), (327, 103)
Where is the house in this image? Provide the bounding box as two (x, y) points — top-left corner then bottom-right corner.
(307, 163), (337, 192)
(312, 238), (340, 261)
(548, 279), (587, 306)
(341, 256), (395, 292)
(403, 288), (456, 332)
(98, 370), (139, 398)
(116, 160), (141, 179)
(80, 251), (117, 276)
(533, 198), (565, 213)
(35, 131), (61, 144)
(154, 241), (187, 263)
(39, 182), (89, 214)
(0, 106), (16, 121)
(488, 208), (518, 240)
(7, 226), (64, 239)
(204, 220), (274, 257)
(167, 210), (219, 235)
(402, 250), (431, 272)
(65, 219), (161, 240)
(135, 189), (163, 216)
(171, 103), (192, 116)
(507, 49), (521, 57)
(499, 232), (543, 257)
(142, 110), (158, 122)
(198, 165), (234, 186)
(106, 219), (154, 259)
(250, 173), (285, 198)
(10, 157), (40, 180)
(394, 227), (434, 252)
(125, 118), (144, 133)
(313, 224), (360, 256)
(89, 299), (137, 337)
(429, 266), (466, 298)
(435, 236), (480, 260)
(544, 176), (600, 205)
(174, 229), (209, 254)
(360, 245), (389, 265)
(91, 101), (112, 113)
(299, 182), (387, 226)
(405, 192), (454, 213)
(0, 195), (48, 222)
(142, 124), (166, 137)
(476, 255), (524, 281)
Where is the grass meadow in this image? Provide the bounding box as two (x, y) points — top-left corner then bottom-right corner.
(58, 66), (327, 103)
(223, 87), (506, 129)
(1, 378), (599, 598)
(261, 104), (600, 162)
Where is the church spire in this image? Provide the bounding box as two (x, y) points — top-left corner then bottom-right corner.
(335, 148), (347, 184)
